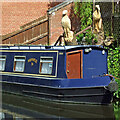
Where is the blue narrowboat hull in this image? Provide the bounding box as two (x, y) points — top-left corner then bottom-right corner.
(0, 45), (118, 105)
(2, 75), (114, 105)
(2, 84), (113, 105)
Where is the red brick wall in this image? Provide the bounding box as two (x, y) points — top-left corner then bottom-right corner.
(48, 2), (81, 45)
(2, 2), (49, 35)
(2, 2), (81, 45)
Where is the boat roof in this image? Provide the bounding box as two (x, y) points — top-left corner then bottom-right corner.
(0, 45), (105, 51)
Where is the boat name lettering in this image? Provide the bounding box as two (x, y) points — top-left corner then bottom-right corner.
(28, 58), (37, 66)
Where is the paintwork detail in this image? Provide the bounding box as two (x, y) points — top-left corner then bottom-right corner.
(28, 58), (38, 66)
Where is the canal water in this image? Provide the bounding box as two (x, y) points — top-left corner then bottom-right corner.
(1, 92), (120, 119)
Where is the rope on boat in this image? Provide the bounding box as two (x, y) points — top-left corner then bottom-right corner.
(104, 74), (120, 80)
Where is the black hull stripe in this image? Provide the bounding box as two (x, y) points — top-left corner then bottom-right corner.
(3, 91), (112, 105)
(23, 90), (108, 97)
(1, 81), (107, 89)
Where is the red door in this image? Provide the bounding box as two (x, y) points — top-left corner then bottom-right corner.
(66, 50), (83, 79)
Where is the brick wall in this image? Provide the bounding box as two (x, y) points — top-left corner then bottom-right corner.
(2, 2), (49, 35)
(48, 2), (81, 45)
(2, 2), (81, 45)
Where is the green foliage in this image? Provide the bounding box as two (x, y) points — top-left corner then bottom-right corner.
(114, 101), (120, 120)
(108, 47), (120, 77)
(107, 47), (120, 98)
(74, 2), (93, 44)
(74, 2), (120, 100)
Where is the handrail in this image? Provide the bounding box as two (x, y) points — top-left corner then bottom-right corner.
(75, 25), (92, 36)
(54, 25), (92, 46)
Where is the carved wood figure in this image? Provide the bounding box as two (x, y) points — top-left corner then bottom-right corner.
(93, 5), (103, 33)
(93, 5), (105, 45)
(104, 36), (114, 46)
(61, 10), (74, 44)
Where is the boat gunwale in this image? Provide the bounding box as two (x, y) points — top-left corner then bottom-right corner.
(1, 80), (110, 90)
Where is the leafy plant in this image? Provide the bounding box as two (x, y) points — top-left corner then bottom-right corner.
(107, 47), (120, 98)
(74, 2), (120, 99)
(74, 2), (93, 44)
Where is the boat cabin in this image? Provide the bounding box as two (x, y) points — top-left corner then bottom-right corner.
(0, 45), (108, 79)
(0, 45), (118, 105)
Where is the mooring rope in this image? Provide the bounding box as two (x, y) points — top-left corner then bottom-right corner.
(104, 74), (120, 80)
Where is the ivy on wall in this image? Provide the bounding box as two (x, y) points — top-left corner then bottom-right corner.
(108, 47), (120, 98)
(74, 2), (120, 98)
(74, 2), (94, 44)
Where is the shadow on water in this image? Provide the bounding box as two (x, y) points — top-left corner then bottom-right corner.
(1, 92), (117, 119)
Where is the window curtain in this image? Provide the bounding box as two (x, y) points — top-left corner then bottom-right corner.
(15, 61), (24, 72)
(41, 63), (52, 74)
(0, 60), (5, 70)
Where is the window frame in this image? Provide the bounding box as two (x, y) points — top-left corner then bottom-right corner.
(39, 56), (53, 75)
(0, 55), (6, 71)
(13, 56), (26, 72)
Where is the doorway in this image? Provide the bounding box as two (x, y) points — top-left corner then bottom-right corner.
(66, 50), (83, 79)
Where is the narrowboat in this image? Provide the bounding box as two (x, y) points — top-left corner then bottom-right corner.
(0, 45), (118, 105)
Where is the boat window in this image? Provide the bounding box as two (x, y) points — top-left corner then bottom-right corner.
(14, 56), (25, 72)
(40, 57), (53, 75)
(0, 56), (6, 71)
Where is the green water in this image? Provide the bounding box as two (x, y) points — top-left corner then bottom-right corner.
(1, 92), (120, 119)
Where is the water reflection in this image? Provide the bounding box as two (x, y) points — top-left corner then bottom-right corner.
(113, 101), (120, 120)
(2, 92), (116, 119)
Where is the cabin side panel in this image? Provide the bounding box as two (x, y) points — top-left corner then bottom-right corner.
(83, 49), (108, 79)
(1, 49), (68, 78)
(57, 50), (67, 78)
(1, 50), (58, 77)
